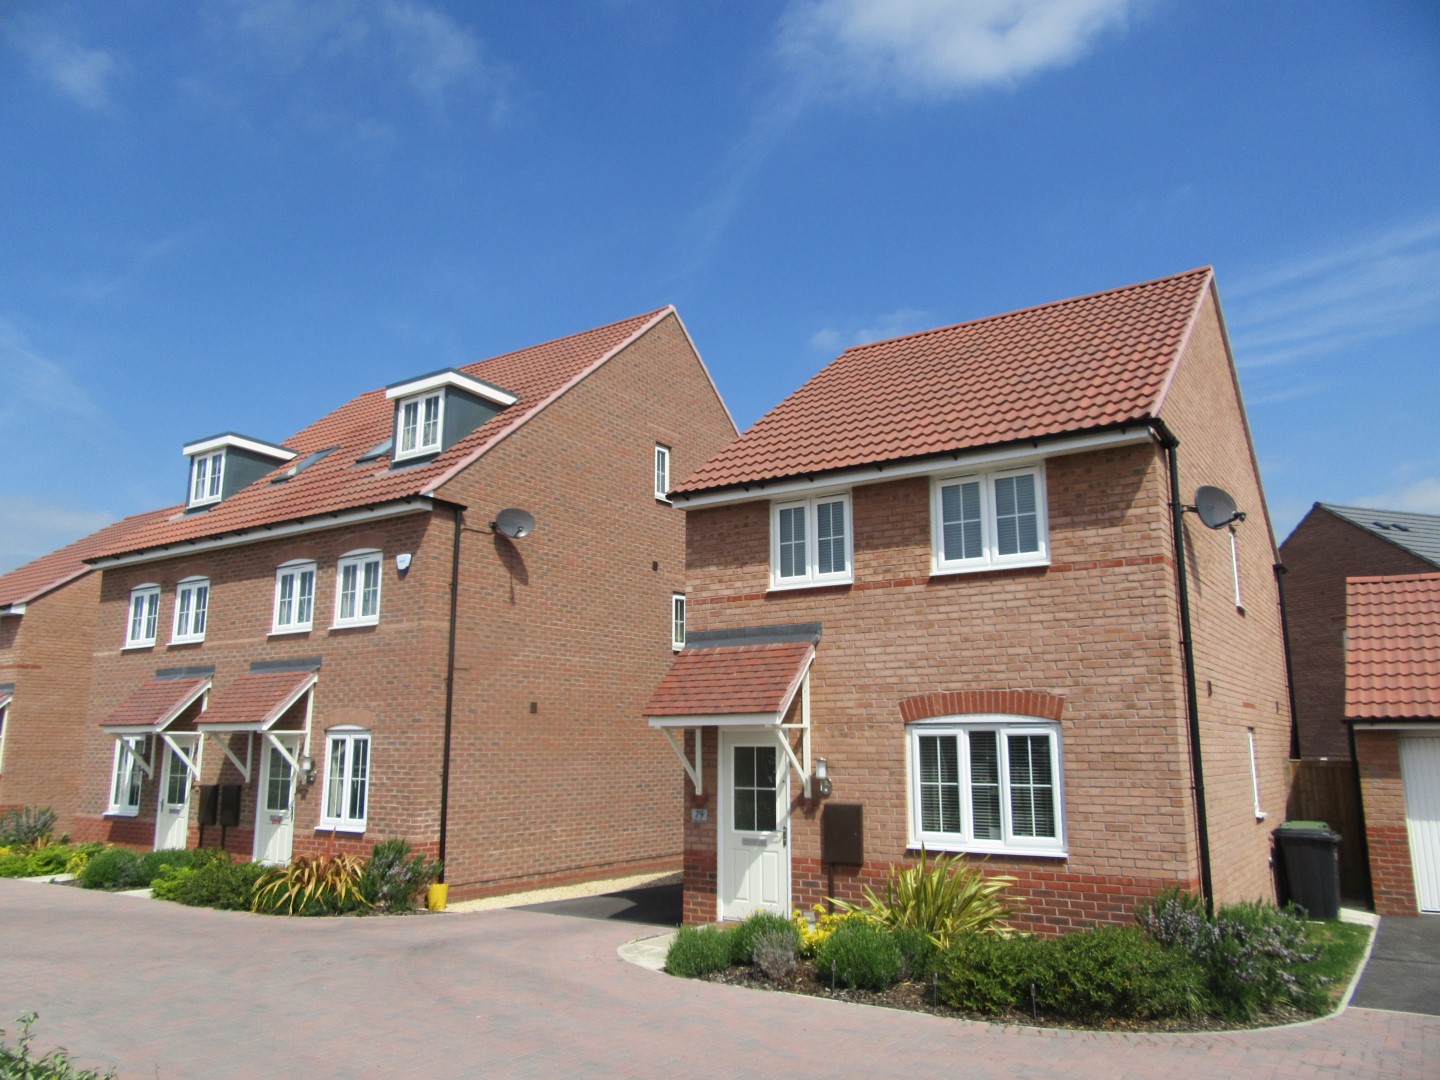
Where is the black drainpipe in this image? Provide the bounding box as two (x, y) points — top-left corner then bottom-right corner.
(437, 505), (464, 881)
(1272, 562), (1302, 762)
(1151, 419), (1215, 914)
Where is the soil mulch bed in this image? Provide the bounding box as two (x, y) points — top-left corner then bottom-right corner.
(701, 964), (1316, 1033)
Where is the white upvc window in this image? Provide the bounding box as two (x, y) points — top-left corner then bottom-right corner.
(108, 735), (148, 816)
(171, 577), (210, 644)
(321, 728), (370, 831)
(125, 585), (161, 648)
(333, 550), (382, 627)
(273, 560), (317, 633)
(771, 492), (853, 588)
(672, 593), (686, 651)
(906, 716), (1065, 856)
(931, 464), (1049, 574)
(655, 444), (671, 500)
(189, 450), (225, 507)
(395, 391), (443, 460)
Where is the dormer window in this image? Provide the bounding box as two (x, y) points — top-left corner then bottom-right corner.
(190, 451), (224, 506)
(182, 434), (296, 510)
(384, 369), (517, 467)
(396, 390), (444, 461)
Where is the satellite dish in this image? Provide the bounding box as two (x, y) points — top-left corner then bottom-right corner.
(1193, 486), (1243, 530)
(492, 508), (535, 539)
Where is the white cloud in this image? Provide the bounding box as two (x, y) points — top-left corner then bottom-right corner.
(0, 319), (102, 426)
(74, 230), (201, 305)
(1355, 478), (1440, 516)
(217, 0), (506, 116)
(809, 308), (934, 352)
(1227, 215), (1440, 369)
(0, 497), (116, 577)
(4, 18), (124, 110)
(776, 0), (1134, 100)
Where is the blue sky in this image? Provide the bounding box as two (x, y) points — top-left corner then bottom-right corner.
(2, 0), (1437, 573)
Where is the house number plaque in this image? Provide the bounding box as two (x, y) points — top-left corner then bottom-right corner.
(690, 808), (708, 824)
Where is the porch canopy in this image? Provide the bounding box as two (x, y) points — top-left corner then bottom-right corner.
(98, 672), (212, 782)
(195, 666), (317, 783)
(645, 623), (820, 797)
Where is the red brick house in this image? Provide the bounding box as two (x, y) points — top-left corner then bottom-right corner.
(0, 510), (171, 835)
(645, 268), (1292, 932)
(1345, 572), (1440, 914)
(75, 307), (736, 898)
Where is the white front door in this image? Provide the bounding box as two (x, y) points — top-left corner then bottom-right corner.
(153, 735), (199, 850)
(254, 735), (300, 865)
(720, 731), (791, 920)
(1401, 736), (1440, 913)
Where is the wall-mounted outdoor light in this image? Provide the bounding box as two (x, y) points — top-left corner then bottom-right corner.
(815, 757), (832, 797)
(299, 755), (317, 786)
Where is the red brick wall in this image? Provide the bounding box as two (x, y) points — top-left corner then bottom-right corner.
(1353, 730), (1418, 914)
(434, 312), (736, 897)
(73, 312), (737, 902)
(1279, 507), (1431, 760)
(1156, 286), (1293, 906)
(0, 574), (104, 836)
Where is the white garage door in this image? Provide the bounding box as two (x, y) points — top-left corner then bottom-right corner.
(1400, 736), (1440, 913)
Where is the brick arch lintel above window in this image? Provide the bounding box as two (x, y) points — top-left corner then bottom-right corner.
(898, 690), (1065, 724)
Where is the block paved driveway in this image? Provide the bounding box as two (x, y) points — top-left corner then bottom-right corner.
(1, 880), (1436, 1079)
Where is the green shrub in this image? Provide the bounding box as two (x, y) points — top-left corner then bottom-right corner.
(834, 848), (1016, 948)
(136, 848), (212, 886)
(752, 926), (800, 980)
(26, 843), (75, 876)
(154, 859), (267, 911)
(0, 1012), (116, 1079)
(938, 932), (1049, 1013)
(78, 847), (145, 890)
(729, 910), (800, 965)
(815, 917), (904, 991)
(1038, 927), (1206, 1020)
(253, 853), (369, 916)
(361, 839), (441, 912)
(666, 925), (734, 978)
(65, 844), (105, 876)
(891, 924), (938, 980)
(0, 850), (32, 878)
(0, 806), (58, 847)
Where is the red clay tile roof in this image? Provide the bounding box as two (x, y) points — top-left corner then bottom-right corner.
(198, 670), (313, 729)
(94, 308), (673, 560)
(0, 507), (176, 608)
(644, 641), (814, 718)
(674, 268), (1212, 495)
(1346, 573), (1440, 720)
(99, 677), (209, 730)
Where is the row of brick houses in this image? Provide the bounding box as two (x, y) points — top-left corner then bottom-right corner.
(3, 268), (1432, 921)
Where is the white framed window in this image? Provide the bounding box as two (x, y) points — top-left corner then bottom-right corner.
(272, 560), (317, 633)
(108, 735), (148, 816)
(931, 464), (1048, 574)
(655, 444), (671, 501)
(333, 550), (382, 627)
(672, 593), (686, 651)
(321, 728), (370, 831)
(189, 450), (225, 507)
(1248, 728), (1267, 821)
(395, 391), (443, 460)
(170, 577), (209, 644)
(771, 492), (853, 588)
(906, 716), (1065, 856)
(125, 585), (161, 648)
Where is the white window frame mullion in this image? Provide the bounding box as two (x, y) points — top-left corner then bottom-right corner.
(771, 492), (853, 590)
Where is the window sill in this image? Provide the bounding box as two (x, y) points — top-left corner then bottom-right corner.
(908, 841), (1067, 859)
(269, 627), (314, 637)
(121, 642), (156, 652)
(168, 638), (205, 647)
(104, 809), (140, 819)
(767, 578), (853, 594)
(329, 621), (379, 631)
(318, 822), (366, 834)
(929, 556), (1050, 577)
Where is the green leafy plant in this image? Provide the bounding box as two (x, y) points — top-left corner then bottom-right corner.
(361, 839), (441, 912)
(833, 848), (1017, 948)
(729, 910), (800, 965)
(791, 905), (862, 957)
(665, 925), (734, 978)
(1038, 927), (1206, 1020)
(815, 917), (904, 991)
(64, 844), (105, 877)
(78, 847), (145, 891)
(0, 807), (58, 848)
(890, 924), (938, 980)
(937, 931), (1049, 1013)
(152, 858), (267, 911)
(0, 1012), (116, 1079)
(252, 853), (369, 916)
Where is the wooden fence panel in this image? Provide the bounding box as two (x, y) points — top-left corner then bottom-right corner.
(1287, 759), (1369, 902)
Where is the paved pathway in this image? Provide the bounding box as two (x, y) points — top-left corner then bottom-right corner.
(1, 880), (1435, 1079)
(1351, 915), (1440, 1015)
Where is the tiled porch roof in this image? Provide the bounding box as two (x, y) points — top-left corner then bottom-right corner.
(99, 677), (209, 731)
(197, 671), (315, 730)
(1346, 572), (1440, 720)
(644, 641), (814, 719)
